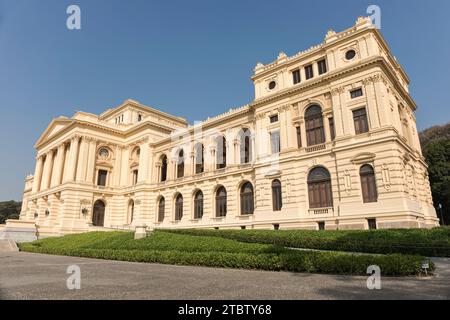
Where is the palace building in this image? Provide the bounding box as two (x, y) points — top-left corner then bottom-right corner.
(17, 17), (439, 238)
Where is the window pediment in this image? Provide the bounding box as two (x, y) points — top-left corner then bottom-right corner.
(351, 152), (376, 164)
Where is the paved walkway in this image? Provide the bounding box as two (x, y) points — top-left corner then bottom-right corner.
(0, 252), (449, 299)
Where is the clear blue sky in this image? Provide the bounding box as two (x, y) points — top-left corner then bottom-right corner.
(1, 0), (449, 201)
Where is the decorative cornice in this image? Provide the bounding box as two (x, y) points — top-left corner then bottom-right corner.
(250, 56), (416, 112)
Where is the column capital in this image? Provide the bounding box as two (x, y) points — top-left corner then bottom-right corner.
(330, 86), (345, 96)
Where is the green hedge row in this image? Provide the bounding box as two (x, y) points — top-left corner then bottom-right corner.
(18, 231), (433, 276)
(19, 242), (431, 276)
(24, 231), (285, 254)
(164, 227), (450, 257)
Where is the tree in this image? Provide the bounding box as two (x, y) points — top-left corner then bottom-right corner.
(422, 139), (450, 225)
(0, 201), (21, 224)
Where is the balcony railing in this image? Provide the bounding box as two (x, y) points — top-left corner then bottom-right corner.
(308, 207), (334, 215)
(305, 143), (326, 153)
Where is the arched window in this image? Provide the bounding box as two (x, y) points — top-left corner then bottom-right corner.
(132, 169), (139, 185)
(177, 149), (184, 178)
(239, 128), (251, 164)
(194, 190), (204, 219)
(216, 136), (226, 169)
(240, 182), (254, 215)
(194, 143), (204, 174)
(305, 105), (325, 146)
(215, 186), (227, 217)
(272, 179), (282, 211)
(307, 167), (333, 208)
(175, 194), (183, 221)
(92, 200), (106, 227)
(160, 155), (168, 182)
(360, 164), (378, 203)
(158, 197), (165, 222)
(128, 200), (134, 224)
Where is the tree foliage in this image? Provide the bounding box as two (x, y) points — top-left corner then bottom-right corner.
(420, 123), (450, 225)
(0, 200), (21, 224)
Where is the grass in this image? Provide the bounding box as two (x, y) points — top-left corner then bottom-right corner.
(19, 230), (434, 276)
(165, 227), (450, 257)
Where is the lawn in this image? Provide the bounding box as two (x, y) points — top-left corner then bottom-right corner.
(166, 227), (450, 257)
(19, 230), (433, 276)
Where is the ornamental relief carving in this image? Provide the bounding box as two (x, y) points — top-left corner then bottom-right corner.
(285, 178), (292, 202)
(344, 170), (351, 194)
(255, 112), (266, 120)
(381, 163), (391, 190)
(330, 86), (345, 96)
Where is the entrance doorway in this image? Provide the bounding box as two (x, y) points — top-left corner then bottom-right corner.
(92, 200), (105, 226)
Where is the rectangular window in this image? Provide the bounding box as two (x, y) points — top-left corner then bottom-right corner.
(269, 114), (278, 123)
(132, 170), (138, 185)
(318, 221), (325, 230)
(296, 126), (302, 148)
(273, 224), (280, 230)
(318, 59), (327, 75)
(305, 64), (314, 80)
(350, 88), (363, 99)
(271, 131), (280, 154)
(368, 218), (377, 230)
(353, 107), (369, 134)
(97, 170), (107, 186)
(329, 117), (335, 141)
(292, 69), (301, 84)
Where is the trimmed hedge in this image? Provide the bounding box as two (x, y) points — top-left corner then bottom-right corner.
(165, 227), (450, 257)
(18, 231), (433, 276)
(22, 231), (285, 254)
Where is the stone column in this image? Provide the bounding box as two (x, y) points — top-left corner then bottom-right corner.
(113, 145), (122, 186)
(66, 136), (80, 182)
(76, 137), (89, 182)
(155, 163), (161, 182)
(86, 139), (97, 184)
(138, 141), (149, 182)
(279, 108), (288, 151)
(120, 147), (130, 186)
(299, 118), (307, 147)
(51, 144), (65, 187)
(312, 61), (319, 78)
(62, 143), (71, 183)
(40, 150), (54, 191)
(323, 113), (332, 142)
(190, 153), (195, 175)
(331, 87), (346, 137)
(363, 78), (381, 130)
(286, 107), (297, 149)
(210, 147), (216, 171)
(147, 149), (154, 182)
(32, 156), (44, 193)
(372, 76), (388, 127)
(233, 139), (239, 165)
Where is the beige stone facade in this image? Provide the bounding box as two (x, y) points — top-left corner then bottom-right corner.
(20, 17), (439, 237)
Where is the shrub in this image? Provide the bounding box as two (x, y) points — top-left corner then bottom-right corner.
(164, 227), (450, 257)
(18, 230), (433, 276)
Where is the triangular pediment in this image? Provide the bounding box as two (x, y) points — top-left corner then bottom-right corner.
(35, 117), (74, 148)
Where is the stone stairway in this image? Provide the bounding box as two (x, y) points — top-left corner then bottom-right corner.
(0, 239), (19, 252)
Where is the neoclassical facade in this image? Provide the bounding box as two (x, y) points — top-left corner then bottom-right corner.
(19, 17), (439, 237)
